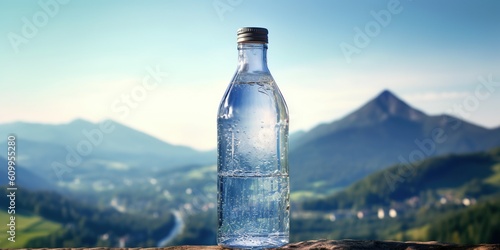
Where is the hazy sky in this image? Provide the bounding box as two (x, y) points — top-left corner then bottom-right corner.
(1, 0), (499, 150)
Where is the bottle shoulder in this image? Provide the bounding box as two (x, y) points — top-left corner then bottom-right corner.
(217, 80), (288, 120)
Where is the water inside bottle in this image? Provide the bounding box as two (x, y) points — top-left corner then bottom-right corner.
(217, 81), (289, 248)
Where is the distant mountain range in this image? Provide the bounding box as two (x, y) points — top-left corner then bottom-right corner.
(0, 119), (215, 183)
(1, 90), (499, 195)
(289, 90), (500, 193)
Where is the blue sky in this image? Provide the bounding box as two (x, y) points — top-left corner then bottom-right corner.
(1, 0), (499, 150)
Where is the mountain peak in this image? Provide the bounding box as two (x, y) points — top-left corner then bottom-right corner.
(320, 90), (427, 132)
(373, 90), (408, 115)
(377, 89), (398, 102)
(293, 90), (428, 148)
(362, 90), (426, 122)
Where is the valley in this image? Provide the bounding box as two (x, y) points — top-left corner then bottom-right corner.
(0, 90), (499, 246)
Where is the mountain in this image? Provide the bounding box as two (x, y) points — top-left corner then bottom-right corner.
(290, 90), (500, 193)
(0, 119), (207, 158)
(302, 148), (500, 211)
(0, 119), (215, 182)
(293, 90), (426, 147)
(0, 157), (57, 191)
(289, 130), (307, 147)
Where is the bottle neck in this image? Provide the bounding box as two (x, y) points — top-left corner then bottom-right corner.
(237, 43), (269, 73)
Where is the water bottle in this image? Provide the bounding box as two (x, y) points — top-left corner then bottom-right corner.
(217, 27), (290, 248)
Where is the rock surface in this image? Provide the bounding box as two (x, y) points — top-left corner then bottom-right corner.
(19, 240), (499, 250)
(276, 239), (499, 249)
(156, 239), (500, 250)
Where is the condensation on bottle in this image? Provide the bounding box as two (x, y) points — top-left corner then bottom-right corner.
(217, 27), (290, 249)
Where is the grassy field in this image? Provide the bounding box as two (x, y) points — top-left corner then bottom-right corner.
(485, 163), (500, 186)
(0, 210), (61, 248)
(392, 224), (430, 241)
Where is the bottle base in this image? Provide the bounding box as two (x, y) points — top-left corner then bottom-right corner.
(218, 235), (288, 249)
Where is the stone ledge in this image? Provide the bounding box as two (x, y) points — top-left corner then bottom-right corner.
(9, 240), (500, 250)
(160, 239), (499, 250)
(274, 239), (499, 249)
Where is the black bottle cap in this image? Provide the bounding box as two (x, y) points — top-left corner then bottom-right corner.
(237, 27), (268, 43)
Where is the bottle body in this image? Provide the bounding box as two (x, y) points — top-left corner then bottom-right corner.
(217, 42), (289, 248)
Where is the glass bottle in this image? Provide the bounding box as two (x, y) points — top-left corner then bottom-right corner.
(217, 27), (290, 248)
